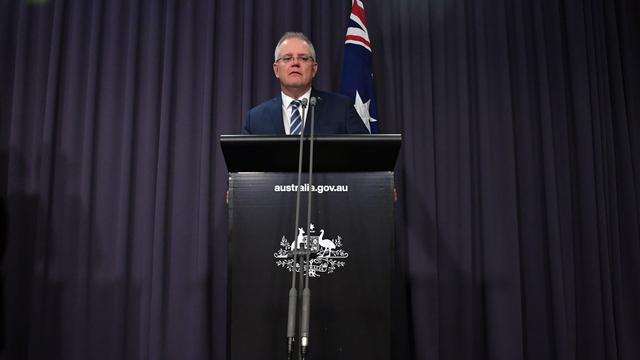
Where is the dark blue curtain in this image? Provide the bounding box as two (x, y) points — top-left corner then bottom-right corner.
(1, 0), (638, 359)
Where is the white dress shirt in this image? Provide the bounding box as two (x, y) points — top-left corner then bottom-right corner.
(281, 89), (312, 135)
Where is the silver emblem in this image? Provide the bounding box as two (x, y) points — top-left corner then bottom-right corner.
(274, 224), (348, 277)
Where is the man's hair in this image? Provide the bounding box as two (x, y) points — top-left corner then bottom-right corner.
(273, 32), (317, 62)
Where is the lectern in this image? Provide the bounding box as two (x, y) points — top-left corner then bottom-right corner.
(221, 134), (402, 360)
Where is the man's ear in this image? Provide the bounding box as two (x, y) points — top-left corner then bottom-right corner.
(273, 63), (280, 78)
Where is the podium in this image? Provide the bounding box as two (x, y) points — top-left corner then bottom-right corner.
(221, 134), (402, 360)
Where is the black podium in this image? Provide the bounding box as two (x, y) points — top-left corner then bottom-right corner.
(221, 134), (402, 360)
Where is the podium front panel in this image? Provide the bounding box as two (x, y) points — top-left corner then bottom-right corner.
(228, 172), (394, 360)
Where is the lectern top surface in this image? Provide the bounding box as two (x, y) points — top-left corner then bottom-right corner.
(220, 134), (401, 172)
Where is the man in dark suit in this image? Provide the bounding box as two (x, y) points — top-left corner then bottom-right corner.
(242, 32), (370, 135)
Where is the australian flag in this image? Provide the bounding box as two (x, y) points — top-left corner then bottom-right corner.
(340, 0), (379, 133)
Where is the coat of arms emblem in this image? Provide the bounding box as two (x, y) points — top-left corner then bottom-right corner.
(274, 224), (348, 277)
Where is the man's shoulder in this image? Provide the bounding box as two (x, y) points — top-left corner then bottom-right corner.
(312, 89), (350, 104)
(248, 96), (281, 114)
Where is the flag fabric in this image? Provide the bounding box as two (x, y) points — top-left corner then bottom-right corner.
(340, 0), (379, 134)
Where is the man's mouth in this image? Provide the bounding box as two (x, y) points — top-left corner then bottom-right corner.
(289, 71), (302, 76)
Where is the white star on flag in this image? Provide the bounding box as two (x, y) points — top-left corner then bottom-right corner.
(354, 90), (376, 133)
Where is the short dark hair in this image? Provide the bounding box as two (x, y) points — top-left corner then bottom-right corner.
(274, 32), (317, 62)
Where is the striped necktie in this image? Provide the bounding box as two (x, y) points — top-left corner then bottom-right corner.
(290, 99), (302, 135)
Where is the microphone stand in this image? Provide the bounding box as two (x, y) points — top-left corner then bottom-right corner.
(286, 98), (308, 360)
(300, 96), (317, 360)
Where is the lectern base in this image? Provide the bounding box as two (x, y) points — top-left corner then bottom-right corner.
(228, 172), (395, 360)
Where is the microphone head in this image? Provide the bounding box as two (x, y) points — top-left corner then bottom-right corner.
(309, 97), (317, 106)
(300, 98), (308, 107)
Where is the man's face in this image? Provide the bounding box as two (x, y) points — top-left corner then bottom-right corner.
(273, 38), (318, 94)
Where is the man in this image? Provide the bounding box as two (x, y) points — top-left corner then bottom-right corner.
(242, 32), (370, 135)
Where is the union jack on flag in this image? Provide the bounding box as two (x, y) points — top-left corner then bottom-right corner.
(340, 0), (379, 133)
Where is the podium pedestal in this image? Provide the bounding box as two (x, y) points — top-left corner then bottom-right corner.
(222, 135), (401, 360)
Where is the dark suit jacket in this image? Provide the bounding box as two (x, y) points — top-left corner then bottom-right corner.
(242, 89), (370, 135)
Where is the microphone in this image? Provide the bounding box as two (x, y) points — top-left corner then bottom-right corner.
(286, 97), (309, 360)
(300, 96), (318, 359)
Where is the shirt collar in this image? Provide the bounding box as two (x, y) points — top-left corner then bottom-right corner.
(281, 88), (312, 109)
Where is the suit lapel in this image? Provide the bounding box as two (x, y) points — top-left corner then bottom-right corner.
(268, 97), (285, 134)
(305, 89), (323, 135)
